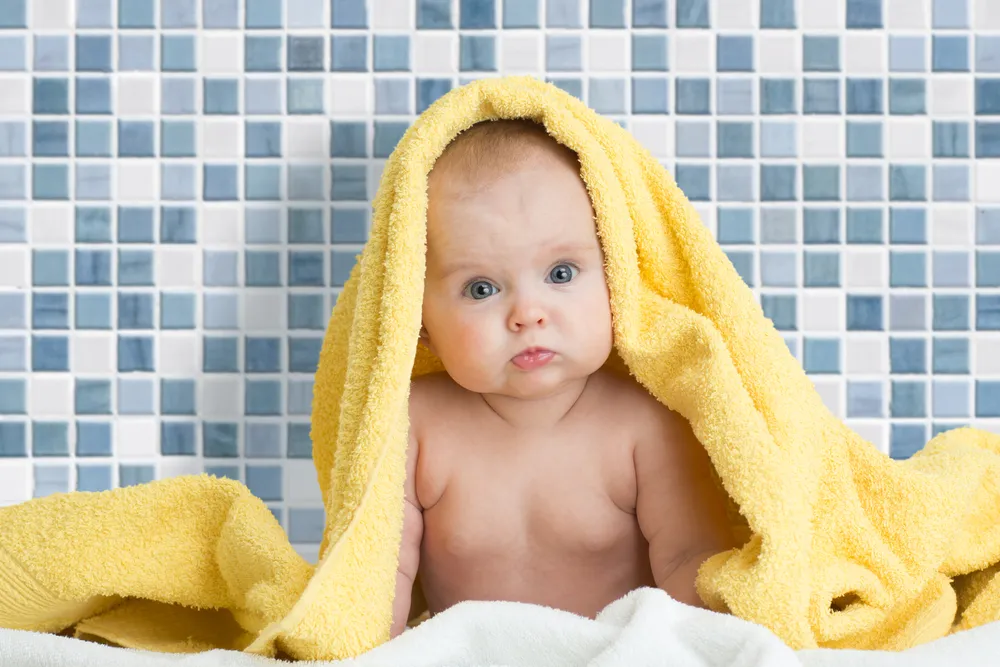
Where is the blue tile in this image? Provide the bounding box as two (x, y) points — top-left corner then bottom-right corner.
(846, 121), (882, 158)
(246, 122), (282, 158)
(588, 79), (626, 115)
(717, 36), (754, 72)
(979, 208), (1000, 244)
(288, 36), (324, 72)
(0, 379), (25, 414)
(934, 295), (968, 331)
(889, 36), (925, 72)
(246, 337), (282, 373)
(803, 166), (840, 201)
(847, 295), (883, 330)
(117, 335), (154, 372)
(890, 338), (927, 373)
(976, 79), (1000, 114)
(760, 0), (794, 28)
(118, 0), (154, 27)
(0, 335), (25, 370)
(0, 35), (24, 70)
(288, 507), (324, 541)
(889, 79), (925, 115)
(632, 34), (667, 72)
(725, 251), (755, 287)
(332, 207), (368, 243)
(74, 250), (112, 286)
(75, 35), (111, 72)
(331, 35), (368, 71)
(547, 35), (581, 71)
(118, 378), (154, 414)
(417, 78), (452, 114)
(74, 120), (111, 157)
(244, 79), (282, 115)
(978, 380), (1000, 418)
(331, 0), (367, 26)
(717, 208), (754, 244)
(717, 79), (753, 115)
(246, 465), (283, 501)
(162, 0), (197, 27)
(331, 121), (366, 158)
(161, 120), (195, 158)
(804, 338), (840, 373)
(933, 338), (969, 374)
(760, 165), (797, 201)
(245, 36), (281, 72)
(118, 249), (153, 286)
(288, 380), (313, 415)
(161, 207), (196, 243)
(0, 122), (25, 157)
(161, 422), (196, 455)
(460, 35), (495, 71)
(760, 209), (796, 243)
(288, 165), (325, 201)
(330, 250), (356, 286)
(77, 465), (113, 491)
(204, 250), (239, 287)
(33, 466), (69, 496)
(933, 381), (969, 419)
(244, 208), (281, 244)
(804, 252), (840, 287)
(289, 294), (326, 330)
(75, 293), (111, 329)
(848, 382), (882, 417)
(891, 381), (926, 417)
(675, 78), (710, 114)
(0, 0), (25, 27)
(761, 295), (796, 330)
(976, 122), (1000, 157)
(75, 164), (111, 201)
(161, 379), (196, 415)
(978, 251), (1000, 287)
(589, 0), (624, 26)
(716, 166), (754, 202)
(373, 35), (409, 72)
(803, 79), (840, 114)
(77, 0), (112, 27)
(32, 336), (68, 372)
(933, 0), (968, 29)
(203, 0), (239, 27)
(759, 121), (796, 158)
(32, 121), (68, 157)
(76, 422), (112, 456)
(804, 208), (840, 244)
(289, 337), (323, 373)
(803, 36), (839, 72)
(846, 0), (882, 28)
(32, 250), (68, 287)
(847, 78), (883, 114)
(716, 122), (753, 158)
(760, 251), (797, 286)
(933, 36), (969, 72)
(161, 164), (196, 201)
(0, 207), (23, 243)
(246, 165), (281, 201)
(160, 292), (195, 329)
(161, 35), (196, 72)
(119, 464), (155, 486)
(75, 379), (111, 415)
(246, 0), (283, 27)
(632, 0), (666, 26)
(32, 422), (67, 456)
(287, 79), (325, 115)
(287, 423), (312, 458)
(889, 294), (926, 331)
(204, 78), (239, 114)
(676, 0), (708, 28)
(933, 165), (969, 202)
(674, 164), (710, 201)
(889, 165), (925, 201)
(246, 422), (282, 458)
(246, 251), (282, 286)
(204, 423), (238, 457)
(849, 208), (886, 245)
(75, 77), (112, 114)
(890, 251), (926, 287)
(460, 0), (495, 27)
(889, 208), (926, 244)
(977, 36), (1000, 73)
(288, 209), (325, 244)
(760, 79), (796, 114)
(418, 0), (453, 27)
(246, 380), (282, 416)
(846, 165), (884, 202)
(979, 295), (1000, 330)
(34, 77), (69, 114)
(504, 0), (539, 26)
(161, 78), (196, 115)
(545, 0), (580, 26)
(117, 120), (155, 157)
(933, 121), (969, 158)
(0, 165), (24, 199)
(204, 336), (239, 372)
(290, 250), (325, 286)
(31, 292), (69, 329)
(118, 293), (154, 329)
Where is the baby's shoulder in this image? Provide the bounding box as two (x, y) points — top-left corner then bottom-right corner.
(587, 371), (685, 435)
(408, 372), (471, 419)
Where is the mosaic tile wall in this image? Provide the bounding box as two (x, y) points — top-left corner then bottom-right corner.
(0, 0), (999, 556)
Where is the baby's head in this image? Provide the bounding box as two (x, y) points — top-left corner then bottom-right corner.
(420, 119), (613, 400)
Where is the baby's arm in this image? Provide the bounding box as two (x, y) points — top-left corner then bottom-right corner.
(634, 405), (734, 608)
(391, 418), (423, 638)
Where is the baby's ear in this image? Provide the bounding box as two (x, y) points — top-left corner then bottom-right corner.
(418, 324), (433, 352)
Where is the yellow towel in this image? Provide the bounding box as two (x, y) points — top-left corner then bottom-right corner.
(3, 75), (1000, 660)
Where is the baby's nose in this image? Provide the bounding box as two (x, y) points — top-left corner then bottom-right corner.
(508, 300), (547, 331)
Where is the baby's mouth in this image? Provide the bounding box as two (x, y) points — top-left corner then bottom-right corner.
(511, 347), (555, 370)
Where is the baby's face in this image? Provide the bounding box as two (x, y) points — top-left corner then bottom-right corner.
(421, 149), (613, 400)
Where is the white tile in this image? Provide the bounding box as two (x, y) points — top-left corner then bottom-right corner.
(812, 378), (843, 418)
(414, 34), (457, 75)
(30, 376), (72, 417)
(0, 76), (29, 114)
(851, 423), (888, 455)
(157, 248), (200, 287)
(200, 206), (243, 245)
(630, 118), (672, 158)
(288, 0), (330, 27)
(976, 0), (1000, 29)
(0, 462), (31, 505)
(932, 206), (973, 245)
(33, 0), (72, 29)
(160, 459), (206, 480)
(587, 33), (628, 72)
(846, 249), (886, 288)
(674, 33), (713, 74)
(200, 34), (243, 74)
(200, 119), (241, 159)
(245, 291), (287, 331)
(714, 0), (756, 28)
(286, 120), (328, 159)
(329, 77), (370, 115)
(285, 461), (323, 503)
(976, 337), (1000, 374)
(801, 119), (841, 159)
(846, 337), (886, 374)
(117, 161), (157, 201)
(201, 377), (243, 418)
(801, 0), (844, 28)
(116, 419), (159, 458)
(0, 249), (27, 288)
(887, 0), (929, 28)
(931, 78), (973, 115)
(802, 293), (843, 331)
(887, 118), (930, 159)
(502, 34), (542, 73)
(695, 204), (715, 231)
(844, 34), (886, 74)
(370, 0), (415, 28)
(757, 34), (799, 76)
(73, 334), (115, 374)
(116, 76), (157, 115)
(159, 334), (200, 375)
(30, 206), (72, 244)
(977, 163), (1000, 203)
(294, 544), (321, 564)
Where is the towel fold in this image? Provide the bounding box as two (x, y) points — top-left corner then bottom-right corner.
(2, 76), (1000, 660)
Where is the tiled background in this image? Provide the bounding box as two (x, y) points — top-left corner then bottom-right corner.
(0, 0), (999, 558)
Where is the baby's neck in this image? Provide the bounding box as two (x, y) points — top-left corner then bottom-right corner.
(479, 376), (592, 429)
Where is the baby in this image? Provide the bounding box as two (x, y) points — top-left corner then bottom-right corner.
(391, 119), (734, 637)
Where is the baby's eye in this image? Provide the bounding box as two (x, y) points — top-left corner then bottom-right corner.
(547, 264), (577, 284)
(464, 280), (497, 300)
